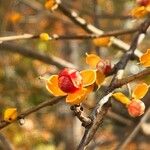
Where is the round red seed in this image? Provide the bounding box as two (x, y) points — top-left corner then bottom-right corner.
(96, 59), (112, 75)
(136, 0), (150, 6)
(58, 68), (82, 93)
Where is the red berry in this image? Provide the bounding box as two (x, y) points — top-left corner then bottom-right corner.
(58, 68), (82, 93)
(96, 59), (112, 75)
(127, 100), (145, 117)
(136, 0), (150, 6)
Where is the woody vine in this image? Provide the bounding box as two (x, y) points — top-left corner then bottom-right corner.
(0, 0), (150, 150)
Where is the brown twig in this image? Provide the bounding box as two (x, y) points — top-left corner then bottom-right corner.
(88, 139), (114, 150)
(21, 0), (43, 11)
(0, 34), (36, 42)
(0, 42), (76, 69)
(107, 110), (133, 126)
(0, 97), (63, 130)
(93, 0), (100, 55)
(114, 68), (150, 88)
(70, 105), (92, 127)
(0, 28), (138, 42)
(116, 107), (150, 150)
(21, 0), (72, 25)
(68, 2), (132, 21)
(0, 133), (14, 150)
(83, 103), (133, 126)
(90, 14), (131, 20)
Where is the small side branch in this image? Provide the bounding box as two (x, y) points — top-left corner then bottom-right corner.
(0, 97), (63, 130)
(70, 105), (92, 128)
(0, 34), (36, 42)
(116, 107), (150, 150)
(0, 28), (138, 42)
(0, 42), (76, 69)
(115, 68), (150, 88)
(0, 133), (14, 150)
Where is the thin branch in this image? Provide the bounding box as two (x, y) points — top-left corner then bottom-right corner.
(81, 10), (132, 20)
(116, 107), (150, 150)
(0, 34), (36, 42)
(83, 103), (133, 126)
(93, 0), (100, 55)
(114, 68), (150, 88)
(107, 110), (133, 126)
(0, 58), (149, 131)
(21, 0), (43, 11)
(0, 42), (76, 69)
(0, 97), (63, 130)
(77, 94), (112, 150)
(0, 133), (14, 150)
(93, 0), (99, 29)
(70, 105), (92, 127)
(92, 14), (132, 20)
(63, 1), (132, 20)
(0, 28), (138, 43)
(88, 139), (114, 150)
(21, 0), (72, 23)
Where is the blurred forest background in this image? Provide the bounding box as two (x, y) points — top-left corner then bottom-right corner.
(0, 0), (150, 150)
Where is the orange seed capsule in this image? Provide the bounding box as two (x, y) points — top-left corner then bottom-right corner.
(40, 33), (50, 41)
(92, 37), (111, 47)
(127, 99), (145, 117)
